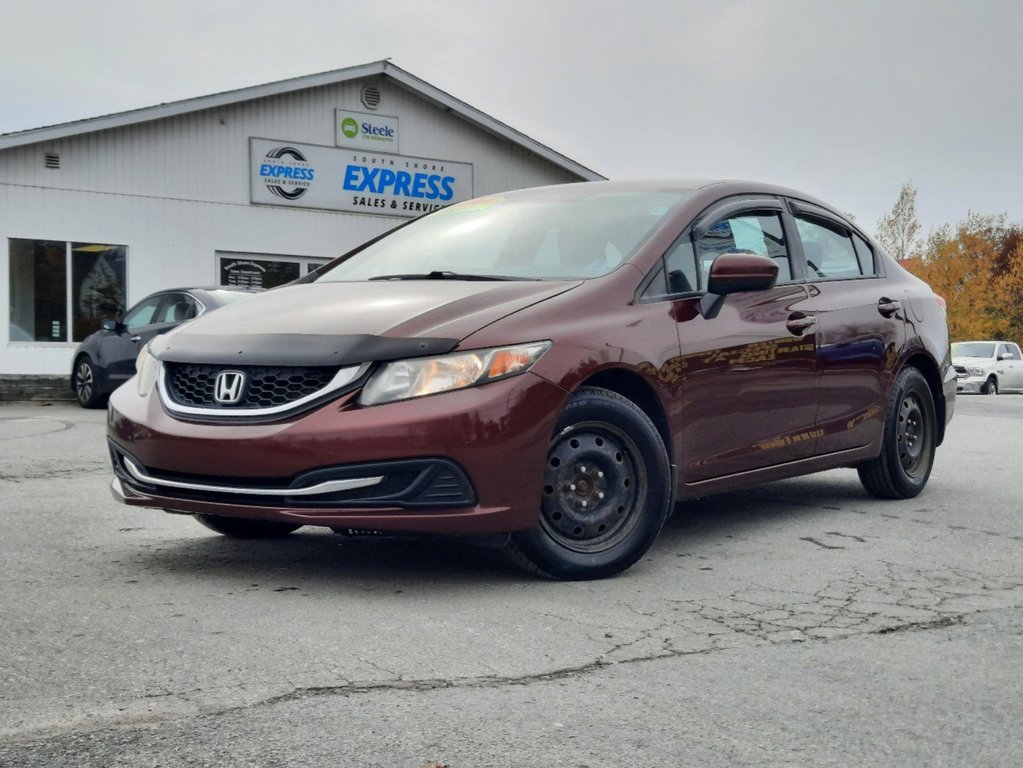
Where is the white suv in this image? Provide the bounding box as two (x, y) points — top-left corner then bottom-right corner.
(951, 340), (1023, 394)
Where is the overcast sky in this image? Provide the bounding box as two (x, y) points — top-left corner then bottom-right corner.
(2, 0), (1020, 238)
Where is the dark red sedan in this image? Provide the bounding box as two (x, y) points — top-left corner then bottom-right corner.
(107, 181), (956, 579)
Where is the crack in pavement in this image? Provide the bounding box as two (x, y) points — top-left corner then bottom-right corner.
(800, 536), (844, 550)
(4, 561), (1020, 743)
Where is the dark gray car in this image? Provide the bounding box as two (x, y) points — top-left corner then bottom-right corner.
(71, 287), (257, 407)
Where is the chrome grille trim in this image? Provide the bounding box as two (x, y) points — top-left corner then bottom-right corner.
(157, 363), (368, 418)
(122, 457), (383, 497)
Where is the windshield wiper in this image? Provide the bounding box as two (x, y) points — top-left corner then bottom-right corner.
(369, 271), (538, 281)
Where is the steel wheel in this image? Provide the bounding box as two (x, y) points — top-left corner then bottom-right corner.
(507, 387), (671, 580)
(858, 367), (936, 499)
(540, 422), (646, 554)
(896, 391), (928, 477)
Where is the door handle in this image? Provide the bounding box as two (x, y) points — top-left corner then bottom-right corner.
(131, 335), (142, 342)
(786, 314), (817, 335)
(877, 297), (902, 318)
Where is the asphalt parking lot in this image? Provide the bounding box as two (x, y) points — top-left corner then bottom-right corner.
(1, 394), (1021, 767)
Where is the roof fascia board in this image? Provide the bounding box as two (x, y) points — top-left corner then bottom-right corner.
(0, 60), (603, 180)
(0, 61), (388, 151)
(380, 63), (603, 180)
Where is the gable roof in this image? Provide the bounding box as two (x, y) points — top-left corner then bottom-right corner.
(0, 60), (603, 181)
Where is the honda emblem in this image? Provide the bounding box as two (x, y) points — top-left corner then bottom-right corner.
(213, 371), (246, 404)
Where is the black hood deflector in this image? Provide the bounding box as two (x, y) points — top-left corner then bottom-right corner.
(150, 332), (459, 367)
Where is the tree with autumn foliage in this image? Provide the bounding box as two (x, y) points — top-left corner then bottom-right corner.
(901, 209), (1023, 342)
(993, 235), (1023, 341)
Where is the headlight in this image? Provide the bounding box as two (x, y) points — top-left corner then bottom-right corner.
(358, 341), (552, 406)
(135, 344), (162, 397)
(967, 367), (985, 377)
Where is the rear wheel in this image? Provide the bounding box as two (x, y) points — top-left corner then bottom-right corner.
(506, 387), (671, 580)
(73, 356), (106, 408)
(857, 367), (936, 499)
(195, 514), (301, 538)
(982, 376), (998, 395)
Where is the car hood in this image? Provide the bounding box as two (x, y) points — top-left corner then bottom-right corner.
(952, 356), (996, 366)
(150, 279), (581, 366)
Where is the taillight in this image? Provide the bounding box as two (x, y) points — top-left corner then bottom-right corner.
(934, 294), (947, 315)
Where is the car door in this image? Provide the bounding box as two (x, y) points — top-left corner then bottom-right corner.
(789, 202), (904, 454)
(999, 343), (1023, 389)
(664, 199), (821, 482)
(97, 292), (187, 385)
(1012, 344), (1023, 389)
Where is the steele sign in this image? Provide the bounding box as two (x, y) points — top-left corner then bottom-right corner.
(336, 109), (399, 151)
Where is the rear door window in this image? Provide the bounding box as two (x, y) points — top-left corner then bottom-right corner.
(795, 216), (865, 279)
(155, 293), (200, 324)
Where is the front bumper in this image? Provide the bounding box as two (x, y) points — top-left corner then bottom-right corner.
(955, 375), (986, 394)
(107, 372), (568, 534)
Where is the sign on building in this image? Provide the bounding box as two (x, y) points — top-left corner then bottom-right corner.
(336, 109), (399, 151)
(249, 138), (474, 218)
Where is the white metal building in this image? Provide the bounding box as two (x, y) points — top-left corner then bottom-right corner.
(0, 60), (602, 378)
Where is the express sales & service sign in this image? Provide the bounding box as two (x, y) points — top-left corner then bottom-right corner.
(249, 138), (474, 218)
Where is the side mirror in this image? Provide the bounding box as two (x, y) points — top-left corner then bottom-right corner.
(699, 252), (779, 319)
(101, 319), (120, 332)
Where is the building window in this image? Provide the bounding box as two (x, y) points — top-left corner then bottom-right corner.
(8, 239), (127, 343)
(217, 252), (330, 289)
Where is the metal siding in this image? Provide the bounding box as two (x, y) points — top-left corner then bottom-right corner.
(1, 75), (586, 374)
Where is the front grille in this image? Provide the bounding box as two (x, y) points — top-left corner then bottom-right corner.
(954, 365), (968, 377)
(165, 363), (337, 408)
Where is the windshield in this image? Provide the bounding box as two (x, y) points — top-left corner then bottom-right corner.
(951, 342), (996, 358)
(317, 188), (692, 282)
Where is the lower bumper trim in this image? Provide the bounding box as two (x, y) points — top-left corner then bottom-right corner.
(123, 456), (383, 497)
(109, 442), (477, 510)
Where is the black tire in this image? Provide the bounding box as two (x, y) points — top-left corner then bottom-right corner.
(195, 514), (301, 539)
(73, 355), (107, 408)
(506, 387), (672, 580)
(982, 377), (998, 395)
(857, 367), (936, 499)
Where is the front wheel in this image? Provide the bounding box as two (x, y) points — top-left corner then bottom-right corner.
(857, 367), (936, 499)
(73, 356), (106, 408)
(982, 377), (998, 395)
(195, 514), (301, 539)
(506, 387), (672, 580)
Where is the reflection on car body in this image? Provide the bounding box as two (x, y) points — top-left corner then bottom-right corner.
(106, 181), (956, 579)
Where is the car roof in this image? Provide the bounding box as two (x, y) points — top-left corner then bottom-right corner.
(495, 179), (851, 224)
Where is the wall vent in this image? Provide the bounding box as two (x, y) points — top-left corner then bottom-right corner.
(360, 84), (381, 110)
(44, 153), (61, 169)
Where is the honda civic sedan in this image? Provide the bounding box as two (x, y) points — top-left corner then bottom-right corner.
(107, 181), (956, 579)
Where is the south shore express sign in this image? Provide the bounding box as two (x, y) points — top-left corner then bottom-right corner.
(249, 138), (474, 218)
